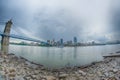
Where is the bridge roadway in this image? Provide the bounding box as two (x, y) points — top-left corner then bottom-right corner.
(0, 31), (48, 44)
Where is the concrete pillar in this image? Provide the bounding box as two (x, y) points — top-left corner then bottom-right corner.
(1, 20), (12, 54)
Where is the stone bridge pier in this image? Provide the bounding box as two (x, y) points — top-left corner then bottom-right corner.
(1, 20), (12, 54)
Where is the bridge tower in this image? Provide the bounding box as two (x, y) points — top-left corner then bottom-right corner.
(1, 20), (12, 54)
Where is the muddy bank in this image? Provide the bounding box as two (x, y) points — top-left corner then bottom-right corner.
(0, 52), (120, 80)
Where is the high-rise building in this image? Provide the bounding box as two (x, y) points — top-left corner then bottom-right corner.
(47, 40), (50, 44)
(73, 37), (77, 44)
(60, 38), (63, 45)
(51, 39), (55, 45)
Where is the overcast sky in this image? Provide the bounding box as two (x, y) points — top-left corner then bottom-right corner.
(0, 0), (120, 42)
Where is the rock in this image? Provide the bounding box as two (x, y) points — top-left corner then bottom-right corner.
(8, 73), (16, 77)
(97, 71), (102, 76)
(46, 76), (56, 80)
(107, 77), (117, 80)
(41, 67), (46, 70)
(41, 78), (47, 80)
(0, 59), (4, 63)
(24, 76), (31, 80)
(32, 74), (37, 79)
(15, 75), (24, 80)
(112, 69), (118, 73)
(0, 71), (5, 75)
(104, 72), (109, 77)
(78, 70), (86, 76)
(88, 73), (94, 77)
(59, 73), (68, 79)
(9, 68), (16, 73)
(34, 70), (40, 74)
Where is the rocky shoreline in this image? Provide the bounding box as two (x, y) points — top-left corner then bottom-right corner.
(0, 52), (120, 80)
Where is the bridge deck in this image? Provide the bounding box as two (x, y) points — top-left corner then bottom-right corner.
(0, 32), (48, 44)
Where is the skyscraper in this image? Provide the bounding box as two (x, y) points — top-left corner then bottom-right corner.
(73, 37), (77, 44)
(60, 38), (63, 45)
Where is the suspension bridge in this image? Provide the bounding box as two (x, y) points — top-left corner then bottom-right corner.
(0, 19), (48, 54)
(0, 31), (47, 44)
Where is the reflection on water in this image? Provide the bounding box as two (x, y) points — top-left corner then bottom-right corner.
(73, 47), (77, 59)
(9, 44), (120, 68)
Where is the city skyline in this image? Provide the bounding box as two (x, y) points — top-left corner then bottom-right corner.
(0, 0), (120, 42)
(9, 36), (120, 47)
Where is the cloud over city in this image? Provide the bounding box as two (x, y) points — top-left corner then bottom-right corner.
(0, 0), (120, 42)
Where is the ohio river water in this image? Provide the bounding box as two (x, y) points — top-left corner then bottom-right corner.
(9, 44), (120, 69)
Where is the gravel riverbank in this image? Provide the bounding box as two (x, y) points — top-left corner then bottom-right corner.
(0, 52), (120, 80)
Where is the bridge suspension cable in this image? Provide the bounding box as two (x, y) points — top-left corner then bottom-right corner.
(0, 22), (48, 44)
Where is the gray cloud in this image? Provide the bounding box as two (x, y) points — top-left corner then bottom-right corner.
(0, 0), (120, 42)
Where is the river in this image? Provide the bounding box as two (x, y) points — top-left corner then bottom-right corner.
(9, 44), (120, 69)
